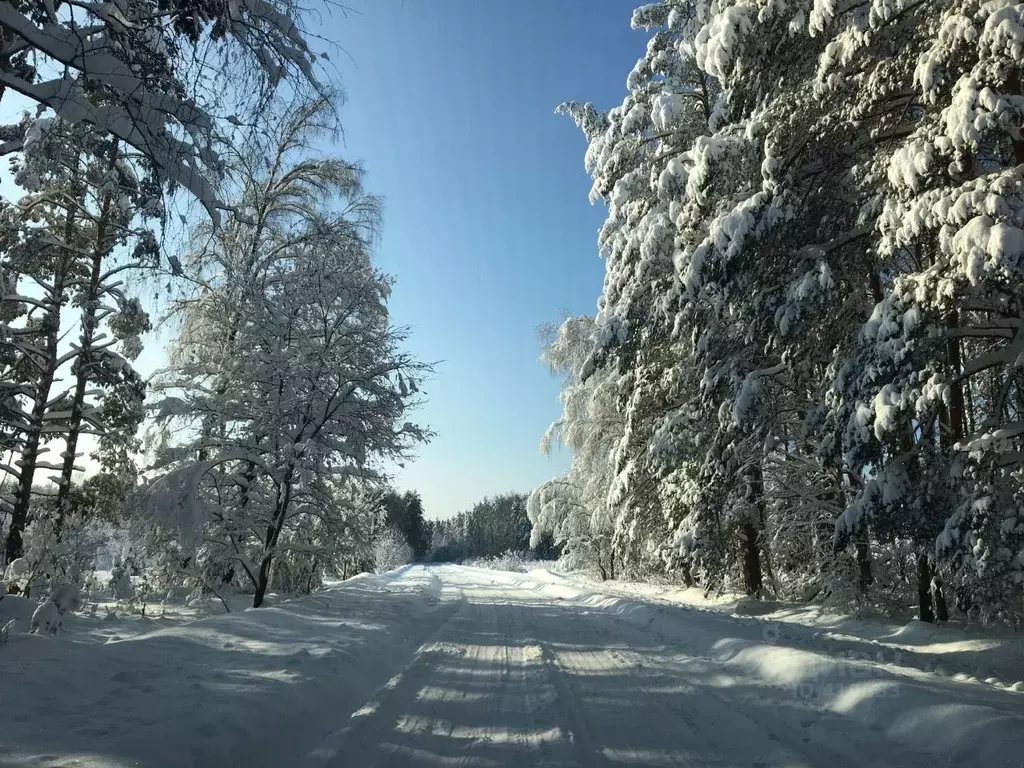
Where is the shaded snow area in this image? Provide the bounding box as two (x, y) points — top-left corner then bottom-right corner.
(1, 566), (1023, 767)
(537, 571), (1024, 696)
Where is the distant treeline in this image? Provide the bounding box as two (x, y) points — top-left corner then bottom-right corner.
(387, 493), (555, 563)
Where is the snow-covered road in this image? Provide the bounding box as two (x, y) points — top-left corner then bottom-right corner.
(305, 566), (1024, 768)
(3, 565), (1024, 767)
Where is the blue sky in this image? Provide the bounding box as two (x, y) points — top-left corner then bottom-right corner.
(321, 1), (646, 518)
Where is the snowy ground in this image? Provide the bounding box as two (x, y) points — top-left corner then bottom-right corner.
(2, 565), (1024, 767)
(539, 570), (1024, 695)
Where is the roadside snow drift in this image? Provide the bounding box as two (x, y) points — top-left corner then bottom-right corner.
(0, 568), (451, 767)
(2, 565), (1023, 767)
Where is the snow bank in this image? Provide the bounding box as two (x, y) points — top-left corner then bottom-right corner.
(541, 570), (1024, 687)
(0, 566), (451, 767)
(524, 570), (1024, 766)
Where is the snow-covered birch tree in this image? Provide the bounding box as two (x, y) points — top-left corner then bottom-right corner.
(529, 315), (624, 579)
(0, 0), (327, 219)
(147, 98), (431, 607)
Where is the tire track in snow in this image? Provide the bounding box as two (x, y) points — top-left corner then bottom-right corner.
(303, 587), (467, 767)
(300, 566), (1024, 767)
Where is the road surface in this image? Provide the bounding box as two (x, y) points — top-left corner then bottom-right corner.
(301, 566), (1024, 767)
(4, 564), (1022, 767)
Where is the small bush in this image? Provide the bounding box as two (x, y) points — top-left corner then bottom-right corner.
(464, 550), (535, 573)
(373, 527), (413, 573)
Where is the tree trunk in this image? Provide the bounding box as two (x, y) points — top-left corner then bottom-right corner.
(6, 228), (72, 563)
(917, 552), (935, 623)
(946, 322), (966, 443)
(679, 563), (694, 588)
(856, 525), (873, 590)
(253, 461), (296, 608)
(56, 191), (113, 528)
(253, 556), (272, 608)
(932, 570), (949, 622)
(1009, 72), (1024, 166)
(740, 462), (765, 597)
(868, 269), (884, 306)
(740, 522), (763, 596)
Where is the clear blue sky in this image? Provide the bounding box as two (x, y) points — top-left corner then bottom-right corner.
(324, 1), (646, 519)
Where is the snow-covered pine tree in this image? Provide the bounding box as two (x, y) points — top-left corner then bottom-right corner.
(0, 171), (78, 564)
(823, 0), (1024, 624)
(554, 1), (719, 583)
(0, 119), (155, 566)
(544, 0), (1024, 622)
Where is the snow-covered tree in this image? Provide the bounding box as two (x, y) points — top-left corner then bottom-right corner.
(0, 119), (154, 565)
(372, 526), (413, 574)
(529, 315), (623, 579)
(826, 0), (1024, 624)
(0, 0), (327, 219)
(146, 98), (430, 607)
(541, 0), (1024, 623)
(380, 490), (429, 560)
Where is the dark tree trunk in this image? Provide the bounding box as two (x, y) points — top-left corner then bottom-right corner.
(7, 263), (69, 563)
(856, 526), (873, 590)
(1011, 72), (1024, 165)
(55, 146), (117, 532)
(932, 570), (949, 622)
(740, 522), (763, 596)
(3, 524), (24, 568)
(917, 552), (935, 623)
(741, 462), (765, 597)
(56, 227), (105, 530)
(253, 556), (273, 608)
(253, 462), (296, 608)
(946, 328), (966, 442)
(868, 270), (884, 305)
(680, 566), (694, 588)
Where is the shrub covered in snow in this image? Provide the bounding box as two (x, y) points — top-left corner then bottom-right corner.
(15, 509), (109, 599)
(29, 583), (81, 636)
(108, 558), (134, 601)
(464, 551), (536, 573)
(4, 558), (30, 590)
(373, 527), (414, 573)
(30, 600), (61, 636)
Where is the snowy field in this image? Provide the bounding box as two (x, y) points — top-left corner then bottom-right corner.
(2, 565), (1024, 767)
